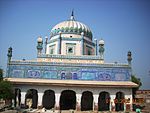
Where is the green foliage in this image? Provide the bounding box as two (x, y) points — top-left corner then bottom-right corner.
(131, 75), (142, 98)
(0, 68), (3, 81)
(131, 75), (142, 89)
(0, 80), (14, 100)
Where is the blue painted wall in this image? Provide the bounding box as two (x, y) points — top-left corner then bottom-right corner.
(7, 63), (131, 81)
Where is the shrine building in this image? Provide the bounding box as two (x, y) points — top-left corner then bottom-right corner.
(6, 11), (138, 111)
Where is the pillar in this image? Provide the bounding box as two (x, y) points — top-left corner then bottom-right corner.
(76, 94), (82, 111)
(93, 94), (99, 111)
(45, 36), (48, 54)
(81, 32), (84, 55)
(21, 92), (26, 105)
(125, 91), (133, 111)
(55, 93), (60, 110)
(94, 39), (97, 55)
(57, 32), (61, 54)
(38, 92), (43, 107)
(110, 95), (116, 111)
(130, 93), (133, 111)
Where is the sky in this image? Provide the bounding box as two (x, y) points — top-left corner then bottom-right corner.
(0, 0), (150, 89)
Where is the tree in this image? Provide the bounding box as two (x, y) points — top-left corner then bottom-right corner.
(0, 68), (14, 100)
(0, 80), (14, 100)
(0, 68), (3, 81)
(131, 75), (142, 99)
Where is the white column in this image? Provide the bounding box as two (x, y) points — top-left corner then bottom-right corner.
(93, 94), (99, 111)
(38, 93), (43, 106)
(125, 93), (133, 111)
(21, 92), (26, 105)
(110, 95), (116, 111)
(76, 94), (82, 110)
(129, 90), (133, 111)
(55, 93), (60, 109)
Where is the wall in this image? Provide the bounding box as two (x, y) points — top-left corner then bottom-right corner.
(8, 63), (131, 81)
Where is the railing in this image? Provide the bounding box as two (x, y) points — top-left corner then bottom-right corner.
(9, 60), (129, 68)
(37, 54), (102, 60)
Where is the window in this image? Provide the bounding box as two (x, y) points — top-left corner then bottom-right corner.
(67, 46), (74, 55)
(50, 48), (54, 54)
(87, 48), (91, 55)
(68, 47), (73, 53)
(66, 43), (76, 55)
(49, 45), (55, 54)
(86, 45), (92, 55)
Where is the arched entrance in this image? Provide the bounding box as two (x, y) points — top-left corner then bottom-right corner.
(115, 92), (124, 111)
(59, 90), (76, 110)
(25, 89), (38, 109)
(98, 91), (110, 111)
(14, 88), (21, 107)
(81, 91), (93, 111)
(42, 90), (55, 109)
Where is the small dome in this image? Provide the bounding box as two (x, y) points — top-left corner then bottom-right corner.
(50, 12), (93, 40)
(37, 37), (43, 43)
(81, 32), (84, 36)
(99, 39), (104, 45)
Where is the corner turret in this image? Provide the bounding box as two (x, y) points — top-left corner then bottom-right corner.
(127, 51), (132, 66)
(37, 36), (43, 55)
(7, 47), (12, 64)
(99, 39), (105, 59)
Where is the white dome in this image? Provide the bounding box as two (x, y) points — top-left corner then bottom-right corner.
(37, 37), (43, 43)
(51, 20), (91, 33)
(50, 14), (93, 40)
(99, 39), (104, 45)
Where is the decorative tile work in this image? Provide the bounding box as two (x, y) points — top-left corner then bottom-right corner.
(12, 70), (24, 78)
(43, 70), (58, 79)
(27, 70), (41, 78)
(7, 61), (131, 81)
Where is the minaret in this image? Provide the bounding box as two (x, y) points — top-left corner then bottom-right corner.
(7, 47), (12, 78)
(99, 39), (105, 59)
(7, 47), (12, 64)
(37, 36), (43, 55)
(127, 51), (132, 66)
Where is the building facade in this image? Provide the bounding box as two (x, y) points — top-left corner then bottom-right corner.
(135, 90), (150, 112)
(6, 11), (138, 111)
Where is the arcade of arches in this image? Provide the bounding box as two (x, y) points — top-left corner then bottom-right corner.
(14, 88), (131, 111)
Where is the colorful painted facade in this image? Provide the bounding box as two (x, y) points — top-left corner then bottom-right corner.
(6, 11), (138, 112)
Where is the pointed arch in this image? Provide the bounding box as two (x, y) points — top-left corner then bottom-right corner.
(59, 90), (76, 110)
(115, 91), (125, 111)
(42, 89), (55, 109)
(81, 91), (93, 111)
(25, 89), (38, 109)
(98, 91), (110, 111)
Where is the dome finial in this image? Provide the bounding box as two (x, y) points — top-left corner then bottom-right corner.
(71, 9), (74, 16)
(70, 9), (75, 20)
